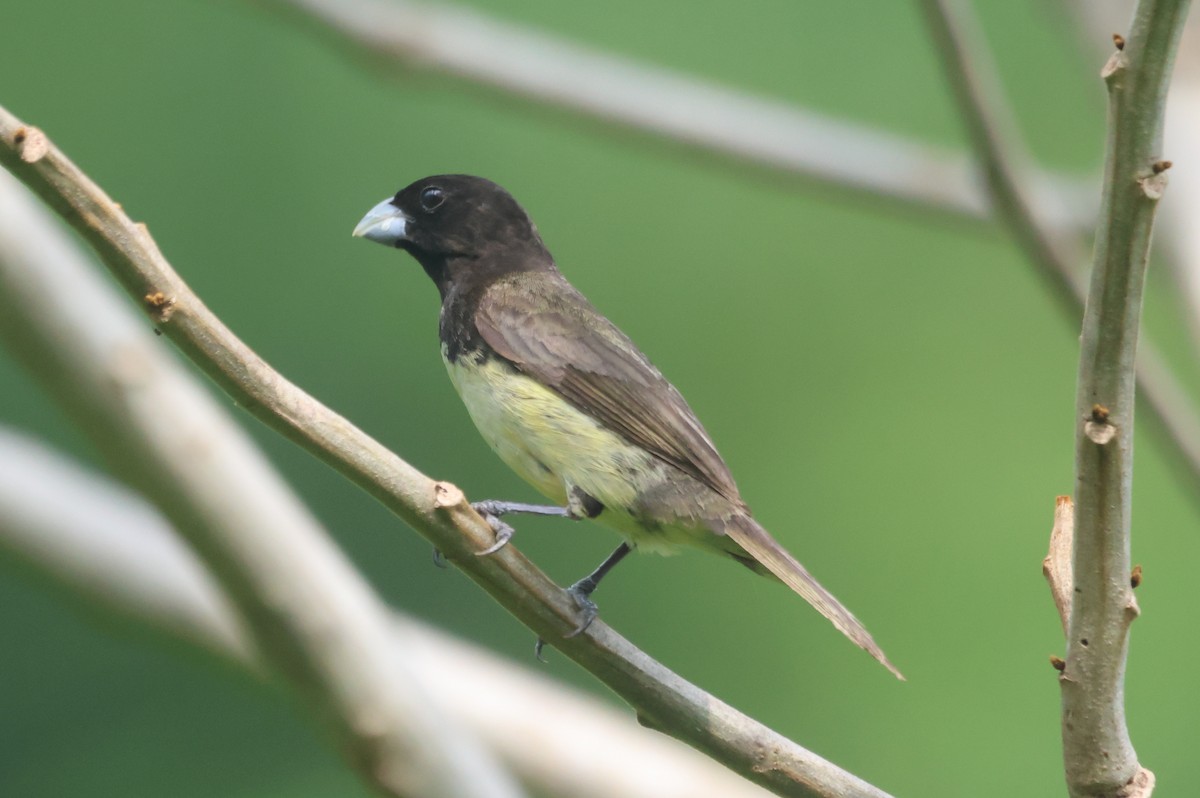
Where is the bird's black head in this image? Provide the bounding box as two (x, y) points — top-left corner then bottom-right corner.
(353, 174), (553, 296)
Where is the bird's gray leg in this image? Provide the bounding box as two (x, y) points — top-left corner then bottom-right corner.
(535, 542), (632, 660)
(470, 501), (570, 556)
(472, 486), (602, 556)
(473, 499), (572, 518)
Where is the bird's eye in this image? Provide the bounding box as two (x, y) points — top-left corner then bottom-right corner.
(419, 186), (445, 212)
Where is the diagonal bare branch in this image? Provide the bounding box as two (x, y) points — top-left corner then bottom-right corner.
(256, 0), (1094, 228)
(0, 168), (523, 798)
(0, 104), (894, 798)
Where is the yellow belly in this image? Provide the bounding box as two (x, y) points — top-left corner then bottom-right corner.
(444, 350), (696, 553)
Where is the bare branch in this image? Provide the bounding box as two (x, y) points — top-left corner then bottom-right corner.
(0, 427), (776, 798)
(921, 1), (1191, 793)
(0, 106), (894, 798)
(0, 168), (523, 798)
(257, 0), (1094, 228)
(1065, 0), (1190, 794)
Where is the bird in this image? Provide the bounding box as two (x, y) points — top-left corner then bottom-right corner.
(353, 174), (901, 678)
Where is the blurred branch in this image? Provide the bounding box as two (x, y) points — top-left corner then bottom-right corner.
(0, 106), (894, 798)
(0, 428), (775, 798)
(1062, 0), (1189, 793)
(1157, 44), (1200, 355)
(918, 0), (1085, 310)
(919, 0), (1200, 520)
(0, 168), (523, 798)
(0, 426), (256, 663)
(256, 0), (1095, 228)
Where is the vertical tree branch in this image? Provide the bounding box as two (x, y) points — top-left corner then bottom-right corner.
(920, 0), (1189, 792)
(1064, 2), (1190, 796)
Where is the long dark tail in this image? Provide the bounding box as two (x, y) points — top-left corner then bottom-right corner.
(721, 513), (903, 680)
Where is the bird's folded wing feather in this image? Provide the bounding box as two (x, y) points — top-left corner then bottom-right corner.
(474, 277), (742, 505)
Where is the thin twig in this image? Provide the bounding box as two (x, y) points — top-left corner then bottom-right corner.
(1063, 0), (1190, 793)
(0, 427), (776, 798)
(254, 0), (1094, 228)
(0, 106), (894, 798)
(0, 168), (524, 798)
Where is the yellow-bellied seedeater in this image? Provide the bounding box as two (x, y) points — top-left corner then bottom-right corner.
(354, 175), (900, 677)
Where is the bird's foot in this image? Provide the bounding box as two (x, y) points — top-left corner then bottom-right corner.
(473, 512), (515, 556)
(532, 579), (602, 661)
(431, 547), (448, 568)
(564, 579), (600, 637)
(471, 499), (569, 555)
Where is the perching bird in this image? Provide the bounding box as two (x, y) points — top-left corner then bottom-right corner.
(354, 175), (900, 678)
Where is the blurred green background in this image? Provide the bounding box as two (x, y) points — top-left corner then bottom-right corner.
(2, 1), (1197, 796)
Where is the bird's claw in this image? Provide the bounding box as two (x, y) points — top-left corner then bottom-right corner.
(531, 584), (600, 662)
(564, 583), (599, 638)
(432, 547), (448, 568)
(474, 513), (515, 556)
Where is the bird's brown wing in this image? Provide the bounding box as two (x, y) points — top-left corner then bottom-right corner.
(473, 275), (742, 504)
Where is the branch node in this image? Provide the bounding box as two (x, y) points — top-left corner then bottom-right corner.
(634, 710), (662, 732)
(1102, 50), (1130, 80)
(1113, 33), (1126, 50)
(1084, 412), (1118, 444)
(1139, 171), (1169, 200)
(1121, 766), (1155, 798)
(1130, 563), (1143, 588)
(432, 480), (464, 509)
(12, 125), (49, 163)
(1151, 159), (1172, 174)
(143, 291), (177, 323)
(1050, 654), (1067, 672)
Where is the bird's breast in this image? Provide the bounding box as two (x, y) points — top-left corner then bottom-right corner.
(443, 347), (654, 514)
